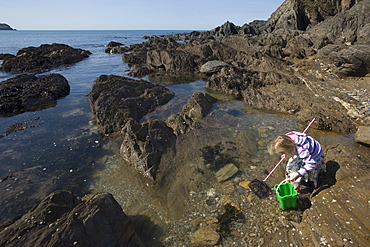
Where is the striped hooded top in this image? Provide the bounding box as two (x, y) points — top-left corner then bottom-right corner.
(286, 131), (323, 176)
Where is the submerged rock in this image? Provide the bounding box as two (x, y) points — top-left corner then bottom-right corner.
(1, 43), (91, 74)
(215, 163), (239, 182)
(0, 73), (70, 116)
(0, 191), (145, 247)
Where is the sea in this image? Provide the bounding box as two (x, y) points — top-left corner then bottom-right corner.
(0, 30), (351, 226)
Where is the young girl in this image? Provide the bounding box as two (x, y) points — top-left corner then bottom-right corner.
(269, 131), (325, 190)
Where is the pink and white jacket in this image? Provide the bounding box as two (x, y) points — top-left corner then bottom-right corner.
(286, 131), (323, 176)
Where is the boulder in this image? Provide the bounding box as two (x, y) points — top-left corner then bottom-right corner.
(0, 191), (145, 247)
(88, 75), (174, 136)
(182, 92), (217, 120)
(120, 119), (175, 180)
(200, 60), (231, 74)
(1, 43), (91, 74)
(0, 73), (70, 116)
(354, 126), (370, 146)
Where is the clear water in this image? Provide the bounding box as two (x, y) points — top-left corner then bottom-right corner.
(0, 30), (352, 227)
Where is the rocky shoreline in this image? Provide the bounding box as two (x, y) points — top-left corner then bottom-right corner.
(1, 0), (370, 246)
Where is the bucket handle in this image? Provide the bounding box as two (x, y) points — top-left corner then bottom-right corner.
(274, 178), (290, 193)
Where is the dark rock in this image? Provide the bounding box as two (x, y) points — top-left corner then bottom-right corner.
(182, 92), (217, 120)
(107, 41), (123, 47)
(88, 75), (174, 136)
(120, 119), (175, 180)
(316, 44), (370, 77)
(105, 46), (127, 54)
(122, 36), (180, 66)
(146, 49), (198, 73)
(128, 64), (151, 77)
(354, 126), (370, 146)
(1, 43), (91, 74)
(0, 191), (145, 247)
(0, 54), (15, 60)
(0, 73), (70, 116)
(307, 0), (370, 48)
(0, 23), (14, 30)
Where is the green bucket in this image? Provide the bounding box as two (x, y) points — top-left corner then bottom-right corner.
(273, 181), (298, 209)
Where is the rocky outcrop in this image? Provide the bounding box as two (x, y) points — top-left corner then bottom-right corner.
(182, 92), (217, 121)
(88, 75), (174, 136)
(0, 23), (14, 30)
(120, 119), (175, 180)
(0, 73), (70, 116)
(0, 191), (145, 247)
(1, 43), (91, 74)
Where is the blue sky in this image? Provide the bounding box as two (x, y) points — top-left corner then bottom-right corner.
(1, 0), (285, 30)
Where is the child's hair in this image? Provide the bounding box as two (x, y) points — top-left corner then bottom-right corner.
(268, 135), (296, 156)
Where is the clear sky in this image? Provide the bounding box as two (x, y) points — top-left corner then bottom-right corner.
(1, 0), (285, 30)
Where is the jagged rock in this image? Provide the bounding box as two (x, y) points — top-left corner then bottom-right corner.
(166, 112), (199, 136)
(0, 191), (145, 247)
(1, 43), (91, 74)
(120, 119), (175, 180)
(182, 92), (217, 120)
(0, 73), (70, 116)
(200, 60), (231, 74)
(146, 49), (198, 73)
(354, 126), (370, 146)
(88, 75), (174, 136)
(105, 46), (127, 54)
(0, 54), (15, 60)
(307, 0), (369, 48)
(128, 64), (151, 77)
(316, 44), (370, 77)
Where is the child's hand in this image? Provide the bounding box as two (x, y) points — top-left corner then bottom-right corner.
(288, 172), (301, 182)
